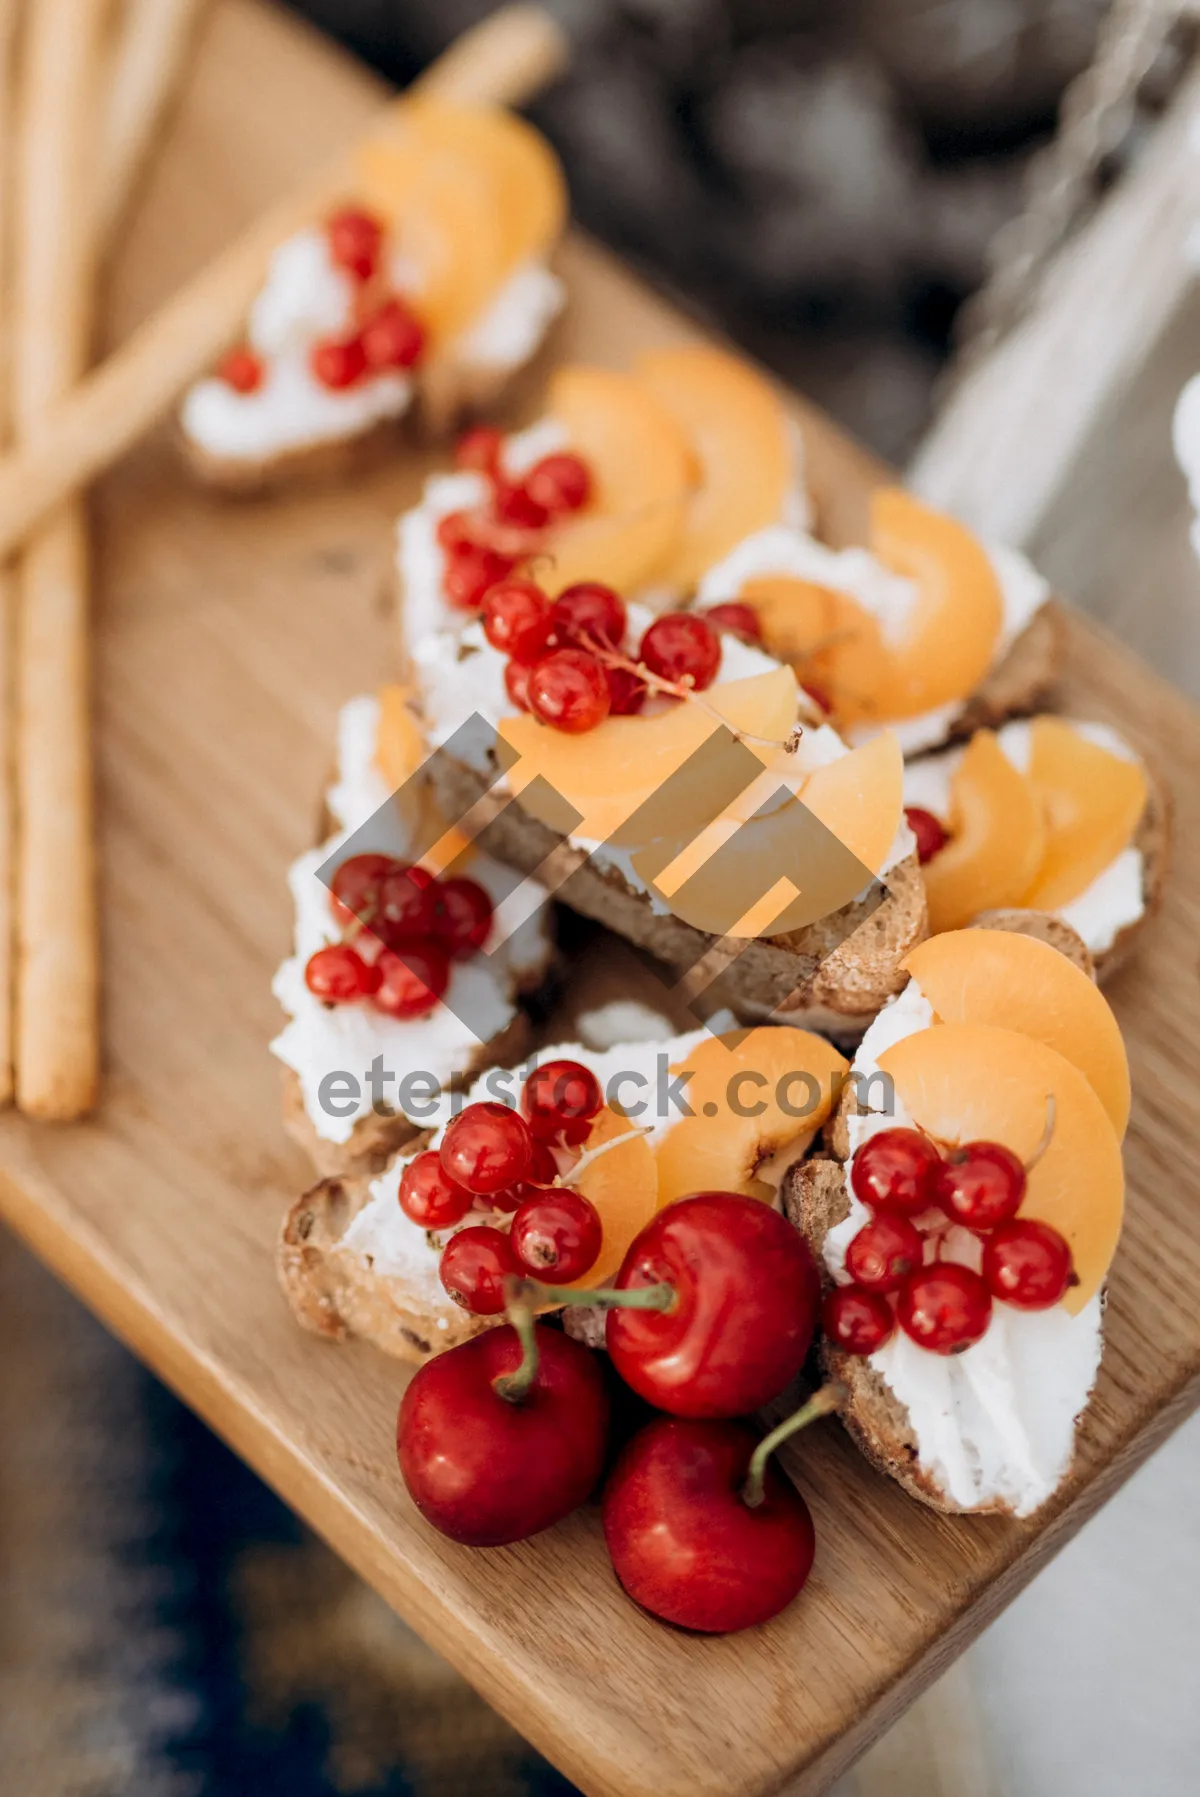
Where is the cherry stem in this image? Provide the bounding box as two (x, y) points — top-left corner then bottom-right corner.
(556, 1124), (651, 1185)
(578, 631), (802, 754)
(493, 1291), (540, 1405)
(742, 1382), (847, 1510)
(503, 1272), (676, 1316)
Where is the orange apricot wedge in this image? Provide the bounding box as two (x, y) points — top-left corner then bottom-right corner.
(397, 99), (567, 274)
(375, 684), (425, 789)
(1022, 717), (1148, 909)
(902, 929), (1131, 1138)
(634, 345), (794, 591)
(738, 574), (890, 729)
(562, 1104), (659, 1289)
(878, 1023), (1124, 1312)
(655, 1028), (847, 1206)
(921, 731), (1045, 933)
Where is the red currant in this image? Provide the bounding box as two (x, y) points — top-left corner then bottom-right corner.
(398, 1152), (474, 1228)
(528, 649), (611, 734)
(360, 298), (426, 370)
(703, 601), (763, 643)
(440, 1102), (533, 1196)
(606, 665), (647, 715)
(310, 334), (368, 390)
(906, 806), (949, 865)
(511, 1187), (603, 1281)
(329, 852), (397, 928)
(372, 943), (449, 1019)
(327, 206), (383, 280)
(431, 876), (494, 958)
(850, 1128), (943, 1215)
(375, 865), (437, 947)
(983, 1219), (1075, 1310)
(551, 582), (626, 649)
(443, 541), (514, 611)
(439, 1225), (518, 1315)
(492, 479), (550, 530)
(845, 1212), (923, 1294)
(216, 345), (264, 393)
(481, 578), (551, 660)
(304, 943), (380, 1002)
(822, 1285), (895, 1356)
(936, 1141), (1026, 1233)
(522, 1059), (603, 1141)
(454, 424), (504, 476)
(436, 510), (478, 556)
(898, 1264), (992, 1354)
(639, 612), (721, 691)
(524, 452), (592, 517)
(504, 657), (535, 712)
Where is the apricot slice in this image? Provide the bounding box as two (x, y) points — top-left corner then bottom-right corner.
(375, 684), (425, 789)
(655, 1028), (848, 1207)
(738, 575), (890, 729)
(564, 1104), (659, 1289)
(878, 1023), (1124, 1312)
(903, 929), (1131, 1138)
(1022, 717), (1148, 909)
(499, 664), (800, 845)
(633, 345), (793, 591)
(398, 99), (567, 274)
(540, 366), (692, 595)
(921, 731), (1045, 934)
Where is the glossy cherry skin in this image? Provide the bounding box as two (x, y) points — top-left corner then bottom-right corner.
(850, 1127), (943, 1215)
(905, 805), (949, 865)
(398, 1324), (610, 1546)
(606, 1193), (820, 1418)
(602, 1416), (816, 1633)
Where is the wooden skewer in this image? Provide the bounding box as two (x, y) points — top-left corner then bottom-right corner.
(96, 0), (206, 243)
(0, 0), (21, 1109)
(0, 3), (569, 564)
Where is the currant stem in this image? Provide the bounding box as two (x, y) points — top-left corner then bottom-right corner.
(578, 631), (801, 753)
(1025, 1093), (1057, 1173)
(503, 1273), (676, 1315)
(493, 1292), (540, 1404)
(742, 1382), (847, 1509)
(556, 1124), (651, 1185)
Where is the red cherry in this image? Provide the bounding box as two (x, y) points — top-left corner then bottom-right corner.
(360, 297), (426, 370)
(528, 648), (611, 734)
(607, 1192), (821, 1418)
(606, 664), (647, 715)
(304, 943), (380, 1002)
(454, 424), (505, 475)
(492, 479), (550, 530)
(481, 578), (551, 659)
(329, 851), (397, 928)
(310, 334), (368, 390)
(442, 541), (514, 611)
(936, 1140), (1027, 1233)
(431, 876), (494, 958)
(327, 205), (383, 280)
(844, 1212), (923, 1294)
(438, 1224), (518, 1314)
(639, 612), (721, 691)
(906, 806), (949, 865)
(983, 1219), (1075, 1309)
(511, 1187), (603, 1281)
(440, 1101), (533, 1196)
(216, 345), (264, 394)
(504, 656), (536, 712)
(822, 1285), (896, 1356)
(371, 943), (449, 1019)
(375, 865), (437, 947)
(898, 1263), (992, 1354)
(551, 581), (626, 649)
(524, 452), (592, 517)
(521, 1058), (603, 1140)
(398, 1152), (474, 1228)
(850, 1127), (943, 1215)
(602, 1416), (816, 1633)
(398, 1324), (609, 1545)
(703, 601), (763, 644)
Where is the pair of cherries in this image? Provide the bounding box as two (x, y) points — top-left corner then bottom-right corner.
(436, 425), (593, 612)
(398, 1189), (833, 1634)
(824, 1126), (1077, 1359)
(217, 206), (426, 399)
(303, 851), (493, 1022)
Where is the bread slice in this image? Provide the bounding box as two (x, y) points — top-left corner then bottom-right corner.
(947, 601), (1064, 741)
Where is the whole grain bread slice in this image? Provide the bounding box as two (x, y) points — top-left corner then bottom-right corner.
(946, 601), (1064, 741)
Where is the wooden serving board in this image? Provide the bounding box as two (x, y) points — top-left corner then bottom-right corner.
(3, 4), (1200, 1794)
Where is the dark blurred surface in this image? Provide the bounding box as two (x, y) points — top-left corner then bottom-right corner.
(284, 0), (1112, 459)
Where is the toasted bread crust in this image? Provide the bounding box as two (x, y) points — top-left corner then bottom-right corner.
(949, 601), (1065, 740)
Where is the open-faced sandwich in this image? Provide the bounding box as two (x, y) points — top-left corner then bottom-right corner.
(181, 99), (566, 489)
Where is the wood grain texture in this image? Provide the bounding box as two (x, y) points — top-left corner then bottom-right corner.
(0, 4), (1197, 1795)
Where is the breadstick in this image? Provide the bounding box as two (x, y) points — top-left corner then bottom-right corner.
(0, 3), (569, 563)
(0, 0), (21, 1108)
(96, 0), (205, 242)
(12, 0), (111, 1119)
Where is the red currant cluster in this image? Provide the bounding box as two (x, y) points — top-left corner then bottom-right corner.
(904, 806), (950, 865)
(436, 425), (593, 611)
(217, 207), (426, 399)
(303, 851), (493, 1021)
(824, 1125), (1077, 1358)
(397, 1060), (608, 1303)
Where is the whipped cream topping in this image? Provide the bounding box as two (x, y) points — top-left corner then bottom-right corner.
(270, 695), (551, 1145)
(903, 717), (1146, 954)
(824, 981), (1103, 1517)
(697, 526), (1050, 758)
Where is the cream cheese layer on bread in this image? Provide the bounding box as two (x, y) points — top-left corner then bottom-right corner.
(824, 982), (1104, 1518)
(904, 718), (1147, 957)
(271, 694), (552, 1150)
(698, 527), (1048, 758)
